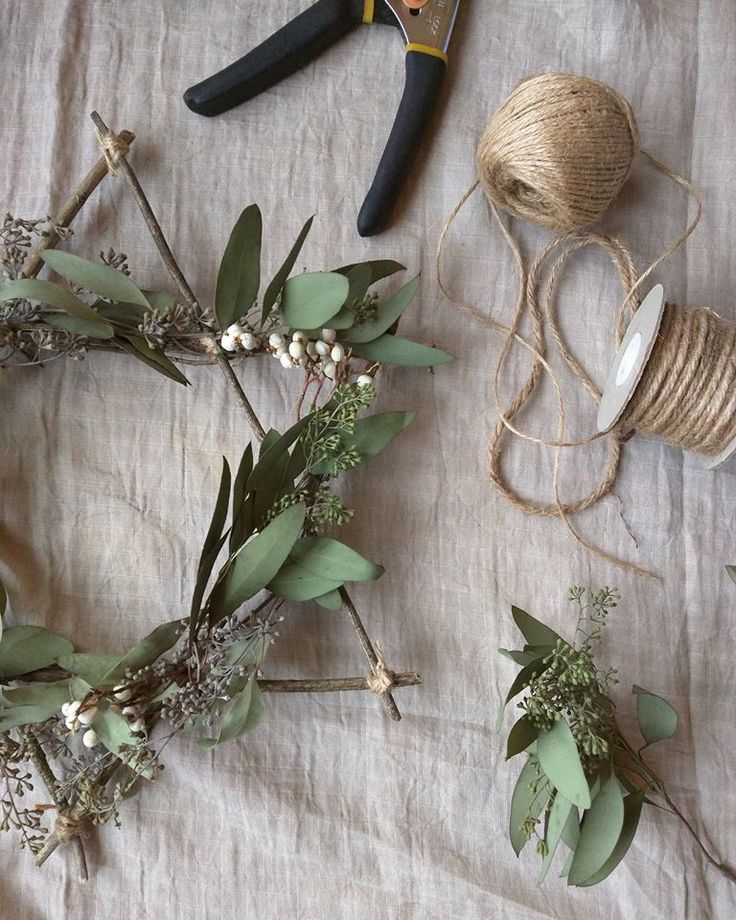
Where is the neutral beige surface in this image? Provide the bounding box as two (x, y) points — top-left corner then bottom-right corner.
(1, 1), (735, 917)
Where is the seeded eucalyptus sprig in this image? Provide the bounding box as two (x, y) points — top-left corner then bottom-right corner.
(500, 585), (736, 888)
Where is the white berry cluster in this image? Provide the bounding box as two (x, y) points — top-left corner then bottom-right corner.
(60, 683), (146, 750)
(219, 323), (260, 354)
(267, 327), (349, 380)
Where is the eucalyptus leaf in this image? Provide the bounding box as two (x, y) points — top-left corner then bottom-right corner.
(0, 702), (62, 731)
(279, 272), (349, 328)
(189, 458), (231, 631)
(509, 756), (547, 856)
(268, 562), (343, 602)
(537, 720), (591, 810)
(512, 606), (564, 647)
(95, 300), (147, 327)
(310, 411), (416, 476)
(0, 577), (6, 645)
(344, 275), (420, 344)
(633, 685), (679, 746)
(335, 259), (405, 284)
(215, 204), (262, 330)
(209, 503), (307, 623)
(568, 774), (625, 886)
(506, 715), (539, 760)
(248, 416), (311, 491)
(499, 648), (539, 667)
(230, 443), (254, 554)
(0, 278), (113, 325)
(0, 626), (74, 682)
(314, 589), (343, 611)
(346, 334), (454, 367)
(287, 537), (383, 583)
(94, 702), (155, 778)
(262, 215), (314, 323)
(56, 653), (122, 687)
(538, 792), (574, 883)
(504, 657), (550, 705)
(102, 620), (183, 686)
(726, 564), (736, 585)
(115, 334), (190, 386)
(41, 250), (150, 307)
(42, 311), (115, 340)
(577, 792), (644, 887)
(1, 679), (71, 709)
(198, 678), (265, 749)
(143, 291), (178, 311)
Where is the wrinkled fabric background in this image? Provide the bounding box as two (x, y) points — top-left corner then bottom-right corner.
(1, 1), (735, 917)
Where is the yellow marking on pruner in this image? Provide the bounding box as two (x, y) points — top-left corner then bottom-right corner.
(363, 0), (375, 23)
(405, 43), (449, 64)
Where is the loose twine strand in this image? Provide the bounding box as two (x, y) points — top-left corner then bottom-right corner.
(94, 126), (132, 175)
(437, 79), (705, 578)
(366, 641), (396, 695)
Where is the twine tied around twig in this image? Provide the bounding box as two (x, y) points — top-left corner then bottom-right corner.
(51, 809), (88, 844)
(366, 642), (396, 695)
(94, 126), (132, 175)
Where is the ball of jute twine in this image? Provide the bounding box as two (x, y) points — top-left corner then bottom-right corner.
(438, 73), (706, 578)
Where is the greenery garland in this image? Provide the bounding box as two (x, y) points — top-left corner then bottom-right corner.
(0, 117), (454, 878)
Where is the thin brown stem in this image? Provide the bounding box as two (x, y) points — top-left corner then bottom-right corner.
(259, 672), (421, 694)
(22, 129), (135, 280)
(216, 355), (266, 441)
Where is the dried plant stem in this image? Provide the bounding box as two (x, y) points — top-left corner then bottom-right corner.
(23, 732), (88, 882)
(259, 673), (421, 693)
(87, 111), (407, 721)
(22, 129), (136, 280)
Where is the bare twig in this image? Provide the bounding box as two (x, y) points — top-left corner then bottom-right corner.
(22, 129), (135, 280)
(259, 673), (421, 693)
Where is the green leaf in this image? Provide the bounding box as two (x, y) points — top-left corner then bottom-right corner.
(344, 275), (420, 344)
(538, 792), (574, 883)
(509, 756), (547, 856)
(327, 264), (374, 330)
(506, 715), (539, 760)
(308, 411), (417, 477)
(42, 312), (114, 340)
(143, 291), (178, 311)
(41, 250), (149, 307)
(102, 620), (183, 686)
(537, 720), (591, 810)
(499, 648), (539, 667)
(335, 259), (405, 284)
(568, 774), (625, 886)
(577, 792), (643, 887)
(56, 653), (122, 687)
(287, 537), (383, 582)
(1, 679), (71, 709)
(230, 444), (254, 554)
(248, 417), (311, 491)
(314, 589), (343, 610)
(189, 459), (232, 634)
(268, 563), (343, 602)
(633, 685), (679, 746)
(95, 300), (147, 327)
(347, 334), (454, 367)
(0, 627), (74, 682)
(727, 565), (736, 585)
(504, 657), (550, 705)
(0, 577), (6, 645)
(209, 503), (307, 623)
(215, 204), (262, 329)
(562, 802), (581, 850)
(512, 606), (564, 647)
(198, 678), (265, 749)
(115, 334), (190, 386)
(0, 278), (115, 329)
(262, 215), (314, 323)
(279, 272), (349, 329)
(93, 701), (156, 777)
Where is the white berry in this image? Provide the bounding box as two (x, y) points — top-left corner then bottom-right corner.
(289, 341), (305, 360)
(315, 339), (331, 356)
(322, 328), (337, 343)
(129, 718), (146, 734)
(226, 323), (245, 338)
(77, 706), (98, 726)
(330, 343), (345, 363)
(113, 685), (133, 702)
(269, 332), (285, 349)
(322, 360), (336, 380)
(357, 374), (374, 388)
(61, 702), (72, 717)
(280, 353), (295, 369)
(67, 700), (82, 716)
(292, 330), (308, 345)
(240, 332), (258, 351)
(65, 716), (78, 730)
(275, 345), (288, 357)
(220, 333), (238, 352)
(82, 729), (100, 749)
(122, 706), (139, 718)
(306, 341), (318, 358)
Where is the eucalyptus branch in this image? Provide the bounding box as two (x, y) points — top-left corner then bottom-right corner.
(88, 111), (405, 721)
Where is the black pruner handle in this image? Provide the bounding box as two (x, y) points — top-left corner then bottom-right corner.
(357, 49), (447, 237)
(184, 0), (360, 117)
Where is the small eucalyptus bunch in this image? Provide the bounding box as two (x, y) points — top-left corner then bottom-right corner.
(500, 585), (736, 888)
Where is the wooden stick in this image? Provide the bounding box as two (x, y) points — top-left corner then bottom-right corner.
(259, 672), (421, 693)
(22, 130), (135, 280)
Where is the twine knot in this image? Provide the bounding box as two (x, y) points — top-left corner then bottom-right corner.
(51, 809), (88, 844)
(94, 127), (131, 175)
(366, 642), (396, 695)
